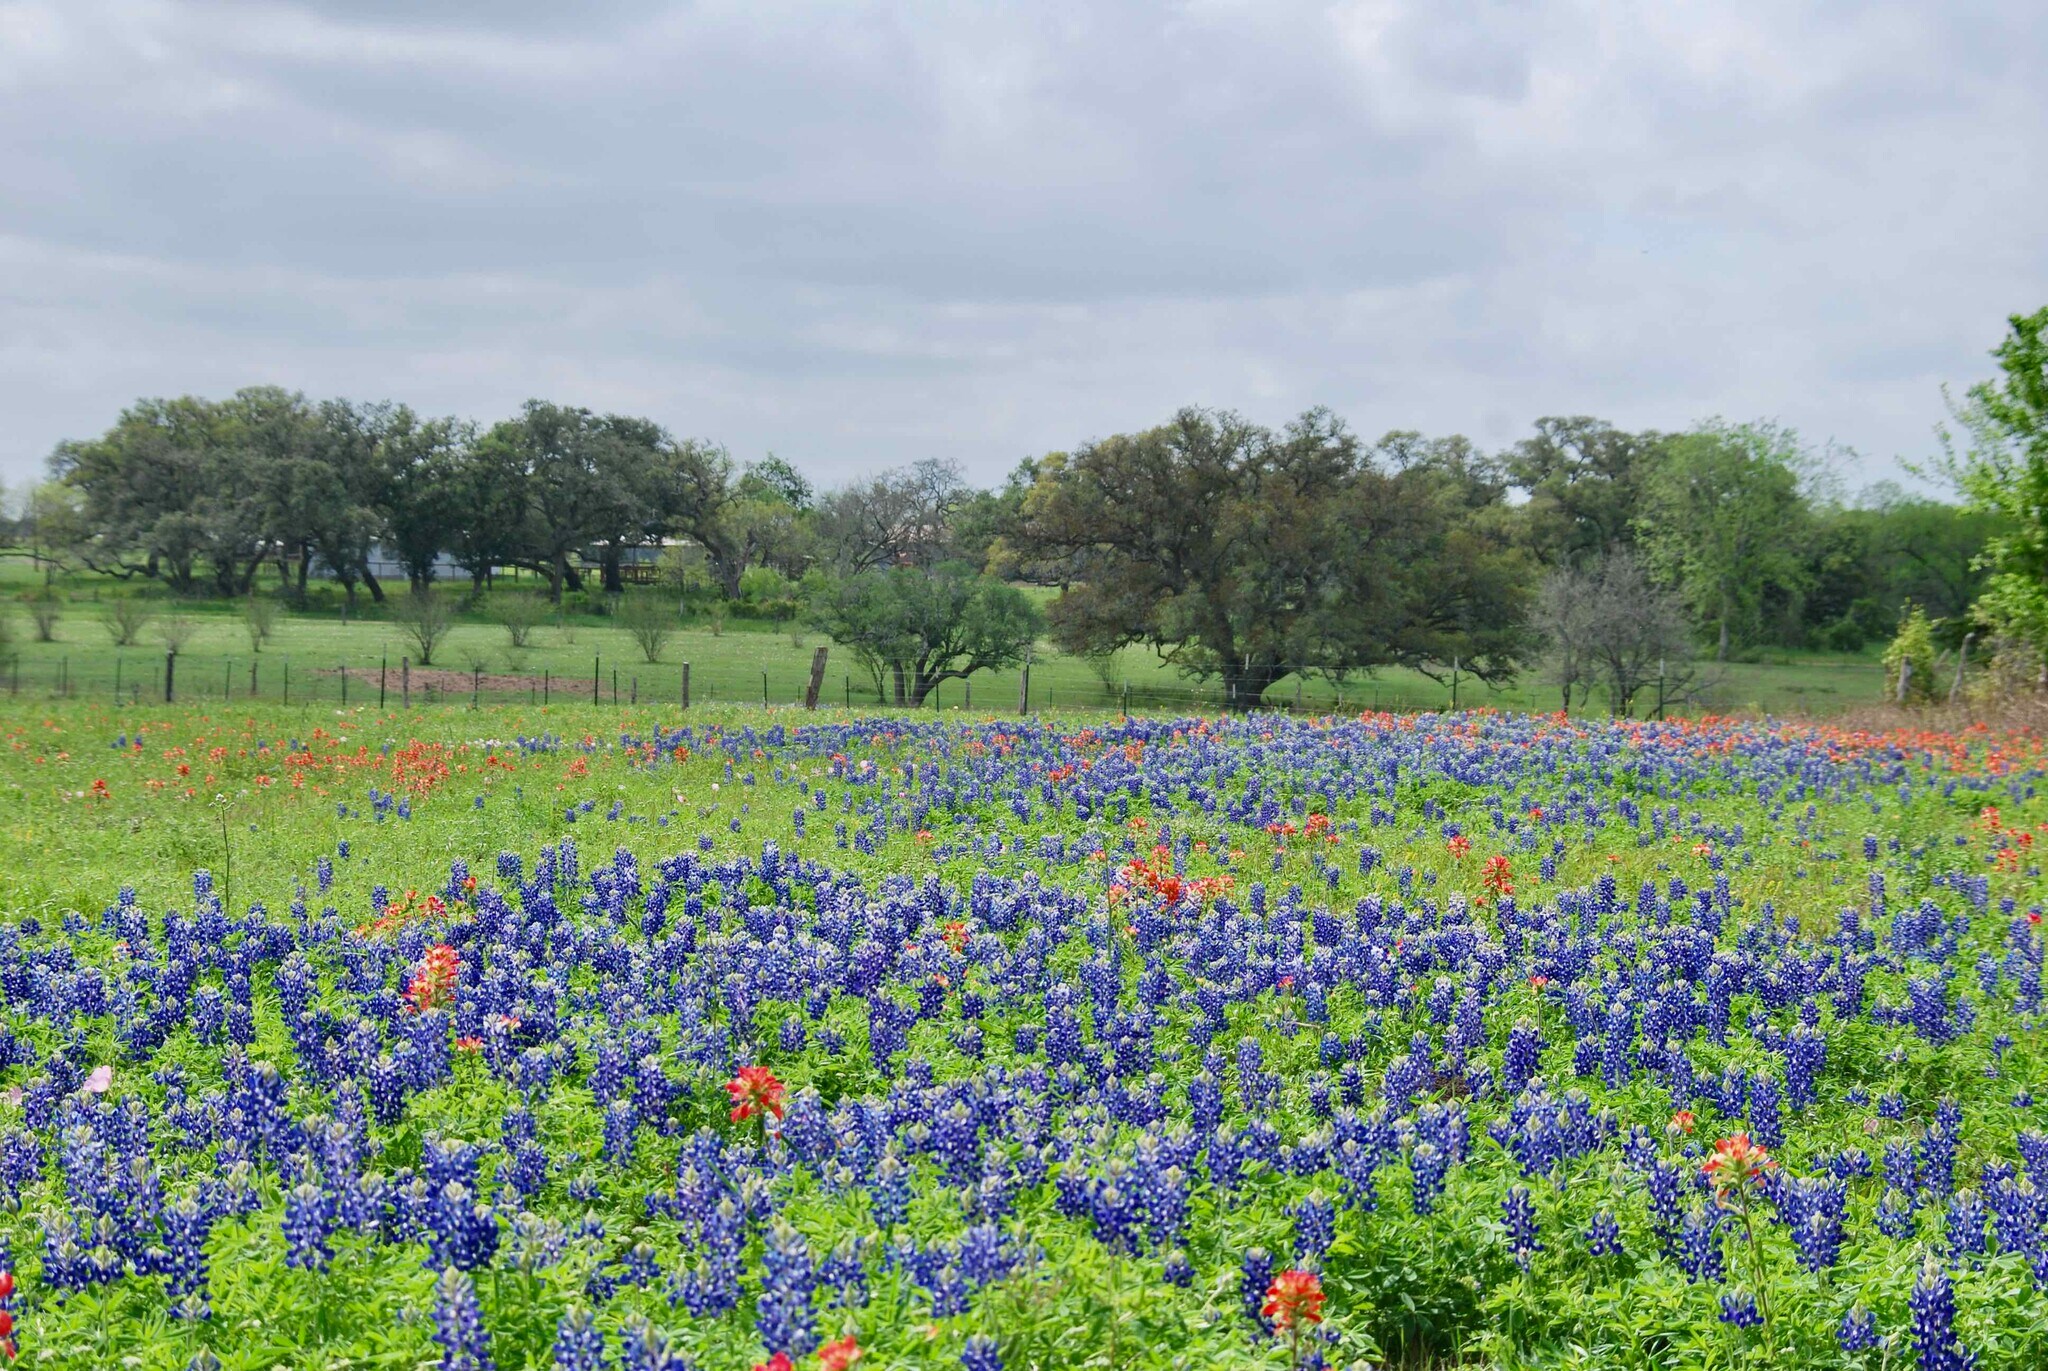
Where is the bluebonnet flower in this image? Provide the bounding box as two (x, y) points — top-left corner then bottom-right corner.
(432, 1268), (493, 1371)
(616, 1318), (689, 1371)
(757, 1219), (817, 1357)
(962, 1333), (1003, 1371)
(1838, 1305), (1877, 1352)
(1718, 1292), (1763, 1328)
(1502, 1185), (1541, 1271)
(1585, 1210), (1623, 1257)
(1241, 1246), (1275, 1332)
(1293, 1191), (1336, 1262)
(160, 1192), (214, 1318)
(282, 1181), (334, 1271)
(1409, 1141), (1450, 1215)
(1909, 1256), (1975, 1371)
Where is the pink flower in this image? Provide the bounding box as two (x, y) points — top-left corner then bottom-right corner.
(82, 1065), (113, 1095)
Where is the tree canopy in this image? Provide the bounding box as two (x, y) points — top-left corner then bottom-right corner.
(1011, 407), (1535, 706)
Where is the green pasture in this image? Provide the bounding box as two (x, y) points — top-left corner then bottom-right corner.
(0, 569), (1892, 717)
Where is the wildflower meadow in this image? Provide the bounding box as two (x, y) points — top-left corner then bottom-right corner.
(1, 700), (2045, 1370)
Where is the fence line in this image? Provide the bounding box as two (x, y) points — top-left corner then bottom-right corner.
(0, 648), (1895, 719)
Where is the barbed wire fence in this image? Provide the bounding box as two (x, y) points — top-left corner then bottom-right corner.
(0, 643), (1898, 720)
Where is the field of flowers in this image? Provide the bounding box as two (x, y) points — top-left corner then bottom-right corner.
(0, 701), (2043, 1370)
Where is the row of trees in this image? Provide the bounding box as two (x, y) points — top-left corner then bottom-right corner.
(12, 391), (1018, 608)
(3, 361), (2024, 708)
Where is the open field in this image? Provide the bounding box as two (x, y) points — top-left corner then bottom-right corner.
(0, 583), (1893, 718)
(0, 698), (2041, 1367)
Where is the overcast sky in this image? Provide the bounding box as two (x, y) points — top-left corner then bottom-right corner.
(2, 1), (2042, 492)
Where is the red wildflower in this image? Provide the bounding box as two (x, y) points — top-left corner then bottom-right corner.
(406, 944), (459, 1013)
(942, 920), (969, 954)
(753, 1356), (794, 1371)
(725, 1065), (788, 1124)
(817, 1337), (863, 1371)
(1669, 1110), (1696, 1135)
(1482, 854), (1513, 894)
(1702, 1133), (1774, 1192)
(1447, 834), (1472, 860)
(1262, 1269), (1326, 1330)
(2029, 910), (2043, 926)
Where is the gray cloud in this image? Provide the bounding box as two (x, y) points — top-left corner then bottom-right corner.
(1, 0), (2043, 489)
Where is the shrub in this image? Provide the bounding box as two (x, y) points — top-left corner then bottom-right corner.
(102, 597), (155, 647)
(491, 594), (547, 651)
(396, 591), (455, 666)
(243, 596), (279, 652)
(618, 595), (676, 664)
(1881, 602), (1940, 704)
(157, 613), (199, 654)
(27, 589), (61, 643)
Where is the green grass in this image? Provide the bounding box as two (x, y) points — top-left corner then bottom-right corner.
(0, 574), (1890, 717)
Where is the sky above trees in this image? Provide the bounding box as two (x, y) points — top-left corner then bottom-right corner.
(2, 0), (2043, 488)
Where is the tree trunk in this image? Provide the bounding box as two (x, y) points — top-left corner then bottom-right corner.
(892, 662), (907, 706)
(363, 568), (385, 604)
(1717, 588), (1731, 662)
(602, 547), (624, 595)
(1220, 664), (1277, 711)
(296, 545), (311, 598)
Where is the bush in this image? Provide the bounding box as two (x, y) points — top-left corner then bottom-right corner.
(27, 589), (61, 643)
(618, 595), (676, 664)
(157, 613), (199, 655)
(243, 596), (279, 652)
(395, 591), (455, 666)
(102, 597), (155, 647)
(491, 594), (547, 650)
(1881, 602), (1940, 703)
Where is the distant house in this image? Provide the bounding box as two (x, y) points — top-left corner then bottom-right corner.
(362, 544), (463, 582)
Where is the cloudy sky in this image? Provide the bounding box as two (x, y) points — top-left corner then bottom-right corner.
(1, 0), (2042, 492)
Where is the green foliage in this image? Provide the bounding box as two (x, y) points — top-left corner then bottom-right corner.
(1881, 602), (1941, 703)
(1935, 306), (2048, 655)
(488, 592), (548, 650)
(617, 593), (677, 663)
(736, 566), (800, 621)
(807, 562), (1043, 705)
(1636, 419), (1816, 661)
(1015, 407), (1536, 706)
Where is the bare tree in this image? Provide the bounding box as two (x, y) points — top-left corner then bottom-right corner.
(1532, 552), (1698, 716)
(618, 594), (675, 663)
(157, 612), (200, 655)
(242, 595), (279, 652)
(1531, 566), (1596, 712)
(396, 590), (455, 665)
(102, 597), (155, 647)
(813, 459), (967, 573)
(27, 589), (61, 643)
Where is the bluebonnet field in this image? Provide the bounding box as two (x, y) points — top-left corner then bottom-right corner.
(0, 703), (2045, 1369)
